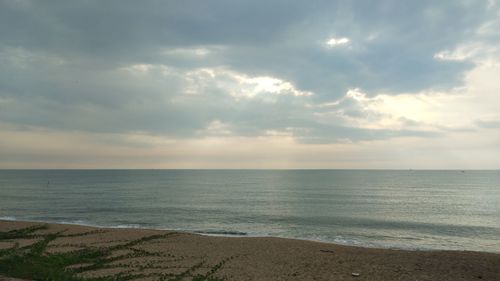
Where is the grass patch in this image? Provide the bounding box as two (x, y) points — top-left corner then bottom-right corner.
(0, 225), (48, 240)
(0, 225), (229, 281)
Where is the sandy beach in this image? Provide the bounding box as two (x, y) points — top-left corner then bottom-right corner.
(0, 220), (499, 281)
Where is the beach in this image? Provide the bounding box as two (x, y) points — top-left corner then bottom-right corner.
(1, 220), (499, 281)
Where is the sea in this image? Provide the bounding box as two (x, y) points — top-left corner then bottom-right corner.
(0, 170), (499, 253)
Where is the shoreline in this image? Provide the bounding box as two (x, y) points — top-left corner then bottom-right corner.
(1, 217), (498, 254)
(1, 220), (499, 281)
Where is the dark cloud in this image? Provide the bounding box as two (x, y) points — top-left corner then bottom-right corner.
(0, 0), (497, 144)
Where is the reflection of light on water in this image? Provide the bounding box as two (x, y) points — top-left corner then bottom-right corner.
(1, 170), (499, 253)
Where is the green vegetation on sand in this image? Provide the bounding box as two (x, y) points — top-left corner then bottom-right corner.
(0, 225), (228, 281)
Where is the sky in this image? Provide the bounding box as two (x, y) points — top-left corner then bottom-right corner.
(0, 0), (499, 169)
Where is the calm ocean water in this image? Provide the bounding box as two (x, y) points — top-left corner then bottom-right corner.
(0, 170), (499, 252)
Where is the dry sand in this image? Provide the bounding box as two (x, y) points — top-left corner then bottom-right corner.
(0, 220), (499, 281)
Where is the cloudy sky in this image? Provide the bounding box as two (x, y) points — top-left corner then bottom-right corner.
(1, 0), (499, 169)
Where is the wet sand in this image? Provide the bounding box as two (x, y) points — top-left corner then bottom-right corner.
(0, 220), (499, 281)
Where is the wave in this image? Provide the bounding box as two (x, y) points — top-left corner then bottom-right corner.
(2, 217), (497, 253)
(0, 217), (251, 237)
(0, 216), (17, 221)
(194, 230), (249, 236)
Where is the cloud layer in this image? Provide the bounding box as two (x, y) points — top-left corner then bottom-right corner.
(1, 0), (499, 168)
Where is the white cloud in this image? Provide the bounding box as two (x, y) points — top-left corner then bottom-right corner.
(198, 119), (232, 136)
(325, 37), (350, 47)
(357, 20), (500, 133)
(317, 56), (500, 133)
(121, 63), (154, 73)
(239, 76), (313, 97)
(435, 16), (500, 62)
(433, 50), (470, 61)
(119, 63), (171, 76)
(181, 67), (313, 99)
(117, 63), (313, 102)
(433, 43), (499, 62)
(162, 46), (224, 57)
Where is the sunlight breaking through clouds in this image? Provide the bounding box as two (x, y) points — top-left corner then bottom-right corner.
(1, 0), (500, 168)
(315, 57), (500, 133)
(237, 76), (313, 98)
